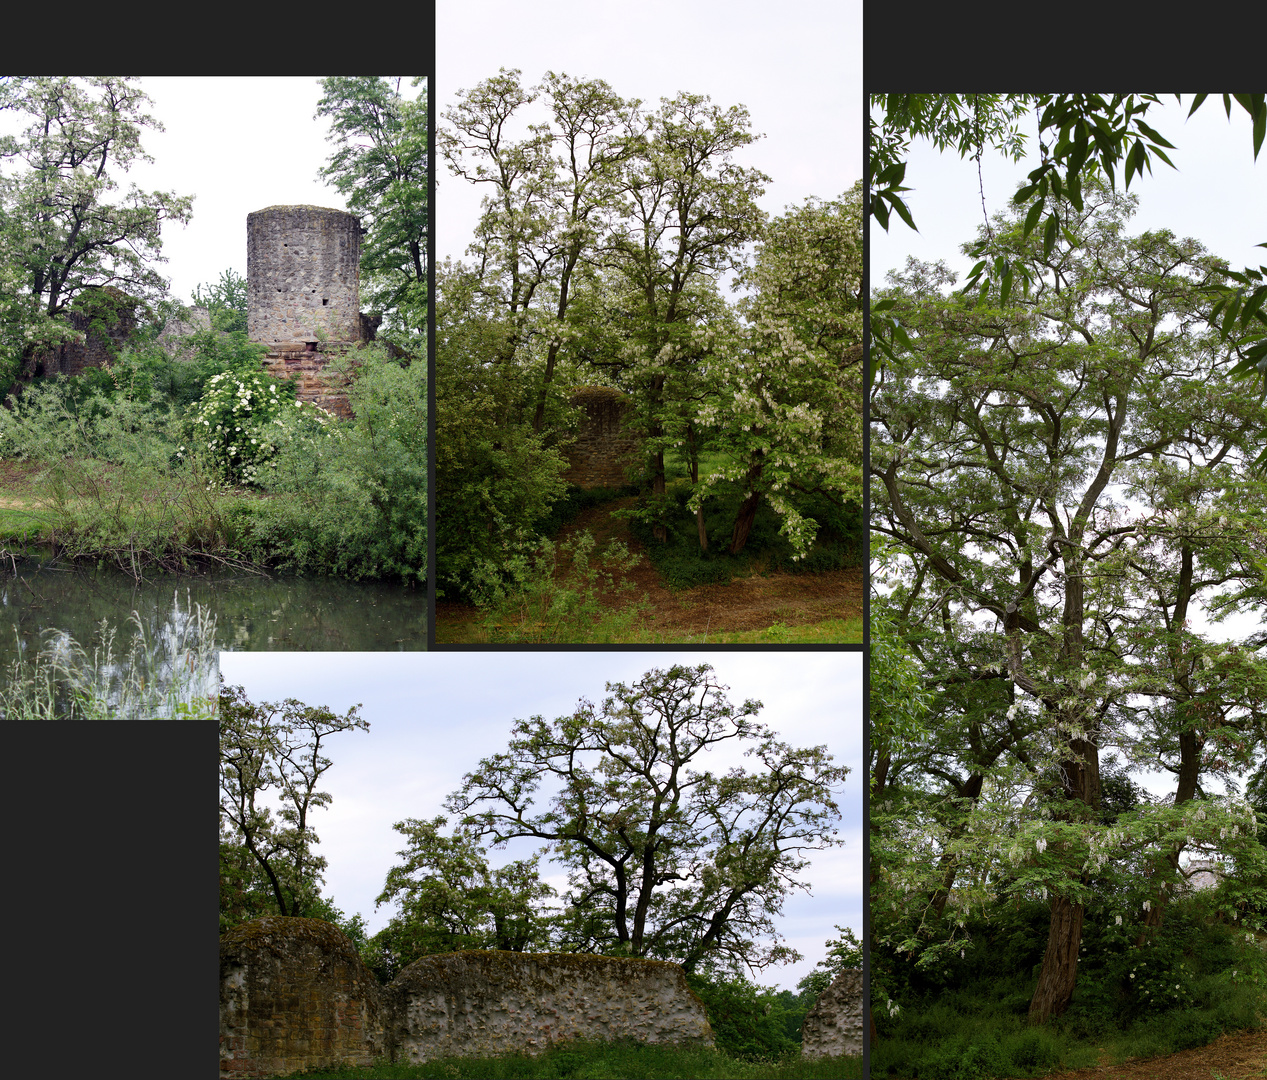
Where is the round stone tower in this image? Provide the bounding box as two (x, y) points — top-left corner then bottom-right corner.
(247, 205), (362, 346)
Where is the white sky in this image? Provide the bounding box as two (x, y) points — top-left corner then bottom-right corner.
(436, 0), (862, 265)
(870, 94), (1267, 803)
(1, 76), (425, 309)
(219, 649), (864, 993)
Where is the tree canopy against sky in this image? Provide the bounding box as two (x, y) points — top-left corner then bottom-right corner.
(372, 663), (849, 978)
(870, 178), (1267, 1022)
(219, 683), (368, 927)
(435, 70), (863, 593)
(0, 76), (193, 389)
(316, 76), (428, 343)
(869, 94), (1267, 396)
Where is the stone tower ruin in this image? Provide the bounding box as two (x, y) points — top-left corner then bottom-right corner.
(247, 205), (363, 346)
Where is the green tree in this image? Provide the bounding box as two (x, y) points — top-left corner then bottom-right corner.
(218, 682), (368, 920)
(446, 663), (847, 974)
(432, 257), (571, 599)
(316, 76), (428, 339)
(870, 180), (1267, 1022)
(0, 76), (193, 390)
(370, 814), (557, 978)
(796, 925), (863, 1000)
(694, 184), (864, 555)
(869, 93), (1267, 387)
(191, 268), (248, 333)
(604, 92), (769, 541)
(441, 69), (636, 434)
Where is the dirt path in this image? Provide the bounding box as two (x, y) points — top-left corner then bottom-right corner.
(1032, 1028), (1267, 1080)
(437, 496), (863, 641)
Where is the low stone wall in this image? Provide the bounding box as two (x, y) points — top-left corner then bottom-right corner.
(801, 968), (863, 1058)
(220, 920), (714, 1076)
(220, 917), (385, 1078)
(563, 386), (642, 489)
(387, 951), (714, 1064)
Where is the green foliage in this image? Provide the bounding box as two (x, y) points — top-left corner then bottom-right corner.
(443, 664), (847, 974)
(191, 268), (249, 333)
(219, 683), (368, 920)
(685, 972), (800, 1060)
(238, 344), (426, 583)
(317, 76), (428, 340)
(871, 176), (1267, 1022)
(367, 815), (557, 983)
(471, 531), (645, 643)
(624, 482), (862, 590)
(434, 261), (572, 598)
(0, 77), (193, 393)
(185, 368), (329, 486)
(279, 1038), (862, 1079)
(796, 926), (862, 1001)
(870, 898), (1267, 1078)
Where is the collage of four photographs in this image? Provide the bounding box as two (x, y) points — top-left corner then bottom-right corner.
(3, 6), (1267, 1080)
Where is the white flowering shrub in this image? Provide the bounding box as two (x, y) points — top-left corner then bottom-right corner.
(185, 371), (337, 486)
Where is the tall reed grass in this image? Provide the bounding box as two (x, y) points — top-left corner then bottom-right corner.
(1, 592), (218, 719)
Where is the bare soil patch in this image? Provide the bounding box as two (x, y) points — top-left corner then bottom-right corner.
(436, 496), (863, 642)
(1034, 1028), (1267, 1080)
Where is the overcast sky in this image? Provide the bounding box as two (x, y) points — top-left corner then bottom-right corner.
(870, 95), (1267, 804)
(219, 649), (863, 993)
(436, 0), (862, 265)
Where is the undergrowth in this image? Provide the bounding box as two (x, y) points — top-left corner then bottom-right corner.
(871, 899), (1267, 1078)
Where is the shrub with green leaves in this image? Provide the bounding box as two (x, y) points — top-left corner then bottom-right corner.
(186, 369), (333, 486)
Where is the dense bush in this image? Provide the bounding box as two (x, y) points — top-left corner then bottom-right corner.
(624, 479), (863, 590)
(685, 972), (805, 1060)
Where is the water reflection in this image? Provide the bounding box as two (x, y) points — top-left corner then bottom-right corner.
(1, 560), (427, 719)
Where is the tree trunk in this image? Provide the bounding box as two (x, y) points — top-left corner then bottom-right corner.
(652, 448), (667, 542)
(729, 491), (761, 554)
(1029, 893), (1084, 1024)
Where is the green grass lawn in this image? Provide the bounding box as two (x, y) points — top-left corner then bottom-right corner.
(281, 1040), (862, 1080)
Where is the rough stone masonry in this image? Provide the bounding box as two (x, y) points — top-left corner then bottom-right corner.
(220, 917), (714, 1077)
(801, 967), (864, 1058)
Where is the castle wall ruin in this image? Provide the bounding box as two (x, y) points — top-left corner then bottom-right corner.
(388, 950), (714, 1064)
(220, 918), (714, 1077)
(562, 386), (642, 489)
(219, 917), (386, 1078)
(20, 285), (140, 381)
(801, 967), (864, 1058)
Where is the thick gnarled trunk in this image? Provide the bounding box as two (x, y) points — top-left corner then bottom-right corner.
(1028, 893), (1084, 1024)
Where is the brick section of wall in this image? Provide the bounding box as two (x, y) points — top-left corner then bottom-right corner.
(386, 951), (715, 1064)
(247, 205), (363, 346)
(562, 386), (642, 489)
(260, 346), (353, 419)
(219, 917), (386, 1078)
(801, 968), (863, 1058)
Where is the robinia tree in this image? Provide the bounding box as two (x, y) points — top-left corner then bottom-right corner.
(870, 178), (1267, 1023)
(218, 683), (368, 923)
(429, 663), (847, 975)
(0, 76), (193, 389)
(695, 183), (864, 556)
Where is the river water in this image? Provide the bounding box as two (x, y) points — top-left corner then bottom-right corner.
(0, 559), (426, 718)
